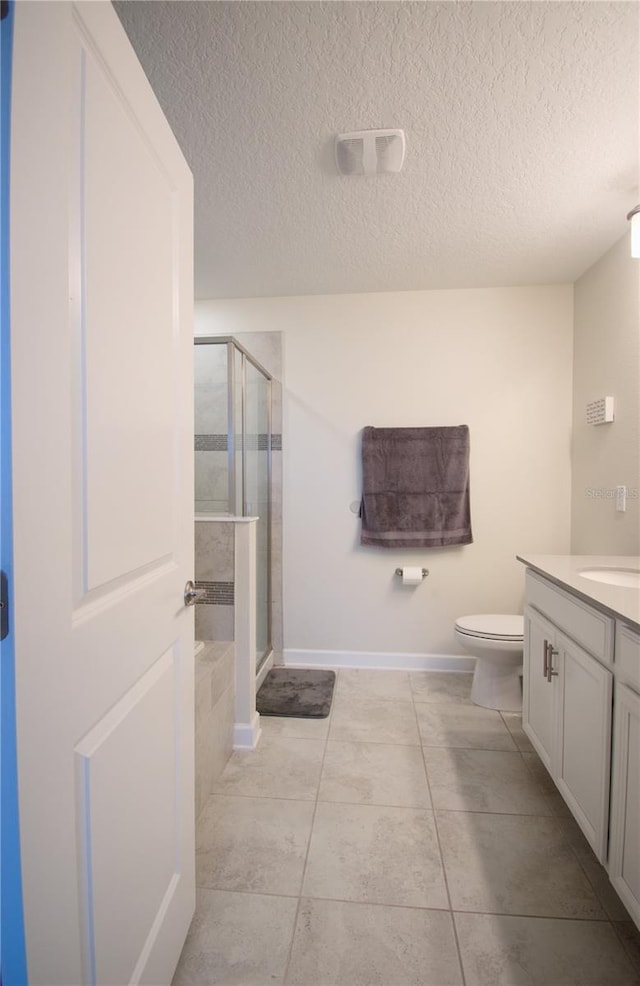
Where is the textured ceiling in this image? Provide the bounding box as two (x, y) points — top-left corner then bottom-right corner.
(114, 1), (639, 300)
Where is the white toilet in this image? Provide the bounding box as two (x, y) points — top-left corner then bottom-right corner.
(454, 614), (524, 711)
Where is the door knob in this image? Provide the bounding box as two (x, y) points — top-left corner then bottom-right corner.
(184, 580), (205, 607)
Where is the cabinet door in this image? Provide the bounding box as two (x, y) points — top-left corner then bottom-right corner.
(609, 683), (640, 927)
(523, 606), (556, 770)
(554, 633), (612, 862)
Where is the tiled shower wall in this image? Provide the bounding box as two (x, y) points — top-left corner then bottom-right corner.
(195, 519), (235, 642)
(194, 332), (283, 663)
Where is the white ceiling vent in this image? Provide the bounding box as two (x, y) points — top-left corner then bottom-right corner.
(335, 129), (405, 176)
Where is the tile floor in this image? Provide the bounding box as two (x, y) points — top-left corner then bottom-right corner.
(173, 669), (640, 986)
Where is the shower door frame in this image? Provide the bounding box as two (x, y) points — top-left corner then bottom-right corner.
(195, 336), (273, 671)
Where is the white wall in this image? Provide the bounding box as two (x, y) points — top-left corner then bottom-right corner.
(197, 285), (573, 662)
(571, 233), (640, 554)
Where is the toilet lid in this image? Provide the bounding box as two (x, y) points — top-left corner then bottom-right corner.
(455, 614), (524, 641)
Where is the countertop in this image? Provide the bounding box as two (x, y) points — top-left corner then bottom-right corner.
(516, 554), (640, 631)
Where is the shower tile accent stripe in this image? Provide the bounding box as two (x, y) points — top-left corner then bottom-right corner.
(195, 435), (228, 452)
(195, 433), (282, 452)
(195, 581), (235, 605)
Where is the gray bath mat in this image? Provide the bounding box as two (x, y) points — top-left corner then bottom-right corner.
(257, 668), (336, 719)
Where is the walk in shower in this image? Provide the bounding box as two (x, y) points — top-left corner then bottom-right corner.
(195, 337), (272, 671)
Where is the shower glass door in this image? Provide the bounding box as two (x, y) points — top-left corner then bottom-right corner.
(244, 359), (271, 669)
(194, 342), (229, 514)
(194, 335), (272, 673)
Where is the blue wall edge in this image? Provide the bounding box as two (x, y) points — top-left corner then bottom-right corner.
(1, 1), (28, 983)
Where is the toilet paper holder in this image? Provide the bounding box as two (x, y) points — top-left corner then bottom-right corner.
(395, 568), (429, 579)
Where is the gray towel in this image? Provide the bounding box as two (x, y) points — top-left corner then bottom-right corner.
(360, 426), (472, 548)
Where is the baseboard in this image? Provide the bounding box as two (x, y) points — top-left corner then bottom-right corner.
(282, 649), (475, 672)
(233, 712), (262, 750)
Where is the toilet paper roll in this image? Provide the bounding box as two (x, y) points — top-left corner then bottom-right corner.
(402, 566), (424, 586)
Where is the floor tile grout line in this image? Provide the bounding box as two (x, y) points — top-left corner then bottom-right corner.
(257, 738), (533, 753)
(205, 789), (579, 818)
(316, 798), (433, 810)
(509, 734), (613, 857)
(191, 882), (619, 923)
(611, 920), (640, 976)
(450, 908), (612, 922)
(566, 832), (636, 924)
(420, 742), (522, 753)
(225, 736), (537, 756)
(326, 738), (423, 747)
(512, 743), (564, 818)
(578, 868), (633, 927)
(204, 792), (319, 805)
(411, 684), (468, 986)
(195, 886), (300, 901)
(422, 805), (569, 818)
(281, 670), (336, 986)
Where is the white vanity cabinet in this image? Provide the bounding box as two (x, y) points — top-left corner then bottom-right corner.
(609, 623), (640, 927)
(523, 584), (613, 862)
(519, 556), (640, 931)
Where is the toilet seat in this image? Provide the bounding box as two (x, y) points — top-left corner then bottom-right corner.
(455, 614), (524, 642)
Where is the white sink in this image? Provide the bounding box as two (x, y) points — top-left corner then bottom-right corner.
(579, 567), (640, 588)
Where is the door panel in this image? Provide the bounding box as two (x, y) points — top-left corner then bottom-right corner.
(75, 647), (179, 985)
(82, 45), (176, 591)
(610, 683), (640, 923)
(523, 606), (555, 769)
(555, 635), (612, 861)
(621, 712), (640, 895)
(10, 3), (194, 983)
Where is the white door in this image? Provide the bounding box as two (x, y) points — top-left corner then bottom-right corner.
(10, 3), (195, 984)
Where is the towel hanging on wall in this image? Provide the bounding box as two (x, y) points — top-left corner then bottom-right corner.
(360, 425), (472, 548)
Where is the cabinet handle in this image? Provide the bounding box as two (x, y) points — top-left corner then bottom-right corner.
(546, 645), (558, 682)
(543, 640), (549, 678)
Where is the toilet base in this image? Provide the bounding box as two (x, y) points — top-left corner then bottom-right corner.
(471, 656), (523, 712)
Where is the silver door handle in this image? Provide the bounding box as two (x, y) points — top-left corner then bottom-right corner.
(543, 640), (549, 678)
(184, 580), (205, 607)
(546, 645), (558, 682)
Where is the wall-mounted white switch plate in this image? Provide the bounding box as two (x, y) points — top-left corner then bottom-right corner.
(586, 396), (615, 425)
(616, 485), (627, 512)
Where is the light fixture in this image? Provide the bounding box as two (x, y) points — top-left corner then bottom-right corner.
(627, 204), (640, 258)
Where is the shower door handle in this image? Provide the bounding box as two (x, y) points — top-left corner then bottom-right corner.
(184, 580), (205, 607)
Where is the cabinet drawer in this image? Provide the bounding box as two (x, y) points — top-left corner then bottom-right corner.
(615, 623), (640, 691)
(525, 571), (614, 664)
